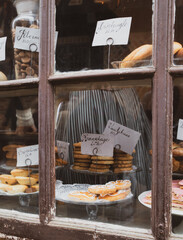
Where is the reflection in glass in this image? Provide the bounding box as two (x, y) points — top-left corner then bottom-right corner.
(172, 78), (183, 235)
(55, 0), (152, 72)
(0, 90), (39, 214)
(55, 84), (152, 228)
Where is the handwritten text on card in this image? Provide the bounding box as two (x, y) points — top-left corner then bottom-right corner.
(0, 37), (7, 61)
(103, 120), (141, 155)
(177, 119), (183, 140)
(81, 133), (114, 157)
(17, 145), (39, 167)
(92, 17), (132, 46)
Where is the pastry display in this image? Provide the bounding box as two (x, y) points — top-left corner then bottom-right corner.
(0, 168), (39, 194)
(68, 180), (131, 202)
(119, 42), (182, 68)
(149, 142), (183, 173)
(142, 180), (183, 210)
(2, 144), (25, 167)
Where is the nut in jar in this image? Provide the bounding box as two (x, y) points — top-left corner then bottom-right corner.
(12, 0), (39, 80)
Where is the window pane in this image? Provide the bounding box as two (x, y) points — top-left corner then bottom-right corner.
(0, 0), (39, 81)
(0, 88), (39, 215)
(54, 0), (153, 73)
(55, 82), (152, 229)
(172, 78), (183, 235)
(173, 1), (183, 66)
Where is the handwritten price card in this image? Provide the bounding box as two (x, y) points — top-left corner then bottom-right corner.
(81, 133), (114, 157)
(177, 119), (183, 140)
(17, 145), (39, 167)
(92, 17), (132, 46)
(103, 120), (141, 155)
(57, 140), (70, 161)
(0, 37), (7, 61)
(14, 27), (58, 52)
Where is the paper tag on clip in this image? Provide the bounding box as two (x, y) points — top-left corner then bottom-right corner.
(92, 17), (132, 47)
(0, 37), (7, 61)
(103, 120), (141, 155)
(17, 145), (39, 167)
(14, 27), (58, 52)
(81, 133), (114, 157)
(177, 119), (183, 140)
(57, 140), (70, 162)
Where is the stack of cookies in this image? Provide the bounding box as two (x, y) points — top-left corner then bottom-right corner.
(2, 144), (25, 167)
(72, 142), (91, 170)
(89, 156), (114, 173)
(113, 149), (133, 173)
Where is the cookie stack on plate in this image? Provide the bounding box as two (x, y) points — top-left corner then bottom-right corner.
(89, 156), (114, 173)
(72, 142), (91, 170)
(2, 144), (25, 167)
(113, 149), (134, 173)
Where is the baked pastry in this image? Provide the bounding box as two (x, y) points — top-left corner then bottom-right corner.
(120, 42), (182, 68)
(72, 165), (89, 170)
(98, 189), (130, 201)
(30, 173), (39, 182)
(0, 183), (9, 191)
(107, 180), (131, 191)
(2, 144), (24, 152)
(0, 174), (17, 185)
(31, 184), (39, 192)
(6, 184), (28, 194)
(11, 168), (32, 177)
(173, 148), (183, 157)
(6, 151), (17, 160)
(68, 190), (97, 202)
(15, 176), (37, 186)
(88, 184), (117, 196)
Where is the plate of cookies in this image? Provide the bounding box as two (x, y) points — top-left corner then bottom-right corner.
(0, 168), (39, 196)
(55, 179), (133, 205)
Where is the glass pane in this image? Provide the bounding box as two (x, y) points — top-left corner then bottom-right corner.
(55, 81), (152, 229)
(54, 0), (153, 73)
(0, 88), (39, 214)
(173, 1), (183, 66)
(0, 0), (39, 81)
(172, 78), (183, 235)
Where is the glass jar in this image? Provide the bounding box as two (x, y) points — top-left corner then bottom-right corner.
(12, 0), (39, 79)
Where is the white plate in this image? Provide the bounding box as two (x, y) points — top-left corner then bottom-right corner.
(55, 181), (133, 206)
(0, 189), (38, 197)
(138, 190), (183, 216)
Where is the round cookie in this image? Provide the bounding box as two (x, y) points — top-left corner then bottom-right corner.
(91, 156), (114, 161)
(113, 164), (132, 168)
(115, 160), (132, 164)
(90, 164), (110, 169)
(74, 154), (91, 159)
(73, 142), (81, 147)
(73, 162), (90, 167)
(114, 156), (133, 161)
(113, 167), (132, 173)
(89, 168), (110, 173)
(72, 165), (89, 170)
(92, 160), (114, 164)
(74, 159), (91, 163)
(88, 184), (117, 196)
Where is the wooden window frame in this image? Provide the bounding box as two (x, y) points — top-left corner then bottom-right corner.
(0, 0), (181, 239)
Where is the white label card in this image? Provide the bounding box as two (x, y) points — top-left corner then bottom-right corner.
(81, 133), (114, 157)
(17, 145), (39, 167)
(103, 120), (141, 155)
(177, 119), (183, 140)
(92, 17), (132, 47)
(57, 140), (70, 162)
(0, 37), (7, 61)
(14, 27), (58, 52)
